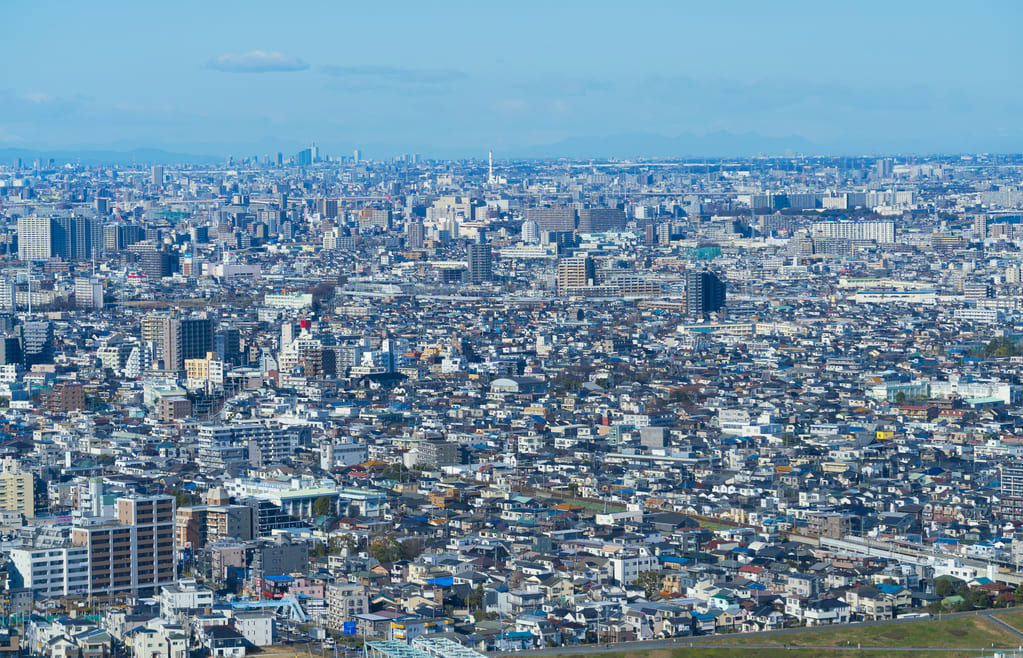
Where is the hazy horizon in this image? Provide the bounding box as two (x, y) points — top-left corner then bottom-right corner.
(3, 0), (1021, 160)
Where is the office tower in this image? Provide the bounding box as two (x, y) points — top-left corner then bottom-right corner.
(527, 206), (577, 231)
(685, 270), (727, 317)
(353, 149), (361, 164)
(557, 255), (595, 294)
(406, 220), (425, 249)
(152, 165), (164, 187)
(17, 216), (52, 261)
(19, 320), (53, 368)
(466, 244), (493, 284)
(71, 495), (176, 596)
(578, 208), (627, 233)
(0, 458), (34, 518)
(163, 315), (214, 372)
(521, 219), (540, 244)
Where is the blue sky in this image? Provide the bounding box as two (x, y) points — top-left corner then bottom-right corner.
(2, 0), (1021, 158)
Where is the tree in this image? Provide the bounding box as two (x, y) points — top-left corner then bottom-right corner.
(313, 496), (334, 517)
(382, 463), (410, 481)
(467, 583), (486, 612)
(935, 576), (962, 599)
(634, 571), (663, 599)
(369, 537), (403, 563)
(172, 490), (193, 509)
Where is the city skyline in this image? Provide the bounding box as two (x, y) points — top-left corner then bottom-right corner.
(2, 0), (1022, 160)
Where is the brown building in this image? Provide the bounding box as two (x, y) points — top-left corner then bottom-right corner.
(42, 382), (86, 414)
(157, 396), (192, 422)
(71, 495), (176, 596)
(806, 512), (856, 539)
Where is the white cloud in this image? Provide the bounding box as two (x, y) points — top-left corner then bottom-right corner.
(206, 51), (309, 73)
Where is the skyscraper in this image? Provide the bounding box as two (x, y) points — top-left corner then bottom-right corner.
(151, 165), (164, 188)
(685, 270), (726, 317)
(466, 244), (493, 284)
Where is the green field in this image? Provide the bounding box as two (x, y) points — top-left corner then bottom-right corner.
(542, 615), (1022, 658)
(995, 608), (1023, 631)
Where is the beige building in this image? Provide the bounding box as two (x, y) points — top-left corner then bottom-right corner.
(325, 582), (368, 631)
(0, 457), (34, 518)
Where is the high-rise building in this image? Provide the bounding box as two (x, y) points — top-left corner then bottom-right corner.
(19, 321), (53, 368)
(152, 165), (164, 187)
(71, 495), (176, 596)
(104, 223), (146, 253)
(406, 220), (425, 249)
(685, 270), (727, 317)
(557, 255), (595, 294)
(52, 216), (102, 260)
(163, 315), (214, 372)
(521, 219), (540, 244)
(0, 278), (14, 311)
(74, 277), (103, 309)
(527, 206), (576, 232)
(127, 241), (177, 279)
(578, 208), (627, 233)
(465, 244), (493, 284)
(216, 327), (242, 365)
(17, 216), (52, 261)
(318, 198), (339, 219)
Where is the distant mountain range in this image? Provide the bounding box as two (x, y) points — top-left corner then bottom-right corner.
(0, 147), (223, 167)
(506, 131), (822, 160)
(3, 131), (1021, 166)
